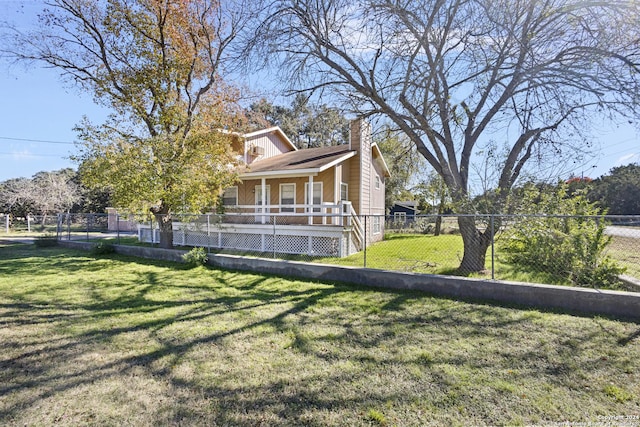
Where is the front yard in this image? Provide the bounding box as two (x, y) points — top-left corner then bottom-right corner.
(0, 243), (639, 426)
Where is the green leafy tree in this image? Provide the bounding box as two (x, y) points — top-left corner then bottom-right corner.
(589, 164), (640, 215)
(501, 183), (624, 288)
(5, 0), (255, 248)
(71, 170), (112, 214)
(252, 0), (640, 272)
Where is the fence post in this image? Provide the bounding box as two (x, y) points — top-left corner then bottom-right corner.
(363, 215), (367, 268)
(6, 214), (9, 234)
(273, 215), (277, 259)
(67, 214), (71, 241)
(217, 214), (222, 249)
(86, 214), (90, 241)
(27, 214), (31, 233)
(490, 214), (495, 280)
(207, 214), (211, 252)
(117, 214), (121, 245)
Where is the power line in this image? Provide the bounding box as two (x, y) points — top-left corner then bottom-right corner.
(0, 152), (69, 158)
(0, 136), (75, 145)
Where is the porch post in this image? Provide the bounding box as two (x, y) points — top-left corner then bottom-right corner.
(334, 166), (340, 225)
(261, 178), (266, 224)
(308, 175), (314, 225)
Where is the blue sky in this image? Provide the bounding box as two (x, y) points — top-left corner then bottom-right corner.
(0, 0), (638, 184)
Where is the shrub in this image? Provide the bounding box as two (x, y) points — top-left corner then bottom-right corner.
(501, 183), (625, 288)
(34, 234), (58, 248)
(182, 247), (208, 266)
(92, 241), (115, 255)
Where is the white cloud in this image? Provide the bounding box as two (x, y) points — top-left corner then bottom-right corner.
(616, 152), (639, 165)
(11, 149), (34, 160)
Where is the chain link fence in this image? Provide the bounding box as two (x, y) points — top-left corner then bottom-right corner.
(5, 211), (638, 291)
(380, 214), (640, 291)
(1, 214), (60, 234)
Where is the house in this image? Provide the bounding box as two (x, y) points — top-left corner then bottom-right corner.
(388, 201), (418, 227)
(138, 118), (390, 257)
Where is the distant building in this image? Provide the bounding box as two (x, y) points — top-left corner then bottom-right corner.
(388, 201), (418, 226)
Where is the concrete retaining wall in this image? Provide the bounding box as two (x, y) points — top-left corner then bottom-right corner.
(58, 240), (640, 321)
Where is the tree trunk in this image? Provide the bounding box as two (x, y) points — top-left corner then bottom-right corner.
(434, 188), (448, 236)
(434, 200), (445, 236)
(457, 216), (492, 273)
(150, 205), (173, 249)
(434, 215), (442, 236)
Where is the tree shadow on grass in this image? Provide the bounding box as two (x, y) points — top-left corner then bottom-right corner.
(1, 245), (640, 425)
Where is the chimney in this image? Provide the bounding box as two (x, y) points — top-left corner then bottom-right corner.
(349, 118), (372, 154)
(349, 118), (373, 216)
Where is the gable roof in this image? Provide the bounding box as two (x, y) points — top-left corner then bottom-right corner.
(239, 145), (356, 179)
(243, 126), (297, 152)
(392, 201), (418, 211)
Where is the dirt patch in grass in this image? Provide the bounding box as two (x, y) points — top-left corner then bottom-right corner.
(1, 246), (639, 426)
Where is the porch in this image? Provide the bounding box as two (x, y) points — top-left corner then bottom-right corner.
(137, 201), (365, 257)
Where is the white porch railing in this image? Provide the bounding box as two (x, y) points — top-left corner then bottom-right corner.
(223, 201), (351, 225)
(137, 201), (365, 257)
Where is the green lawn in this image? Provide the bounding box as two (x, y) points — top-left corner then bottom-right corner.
(607, 235), (640, 279)
(320, 232), (640, 288)
(321, 233), (465, 274)
(1, 243), (639, 426)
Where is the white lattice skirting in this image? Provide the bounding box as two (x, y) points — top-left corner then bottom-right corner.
(138, 222), (358, 257)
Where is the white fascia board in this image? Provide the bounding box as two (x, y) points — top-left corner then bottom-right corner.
(240, 169), (319, 180)
(317, 151), (356, 173)
(371, 142), (391, 177)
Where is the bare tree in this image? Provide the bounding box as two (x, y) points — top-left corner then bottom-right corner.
(0, 169), (79, 223)
(32, 169), (80, 224)
(0, 178), (36, 218)
(253, 0), (640, 272)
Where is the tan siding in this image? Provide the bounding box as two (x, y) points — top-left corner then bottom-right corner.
(237, 172), (338, 208)
(237, 180), (256, 205)
(361, 150), (371, 215)
(244, 132), (292, 165)
(371, 161), (386, 214)
(318, 169), (335, 203)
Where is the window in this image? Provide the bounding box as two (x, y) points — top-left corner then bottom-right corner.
(222, 186), (238, 206)
(375, 175), (381, 190)
(280, 183), (295, 212)
(304, 182), (322, 212)
(394, 212), (407, 221)
(340, 183), (348, 201)
(373, 216), (381, 234)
